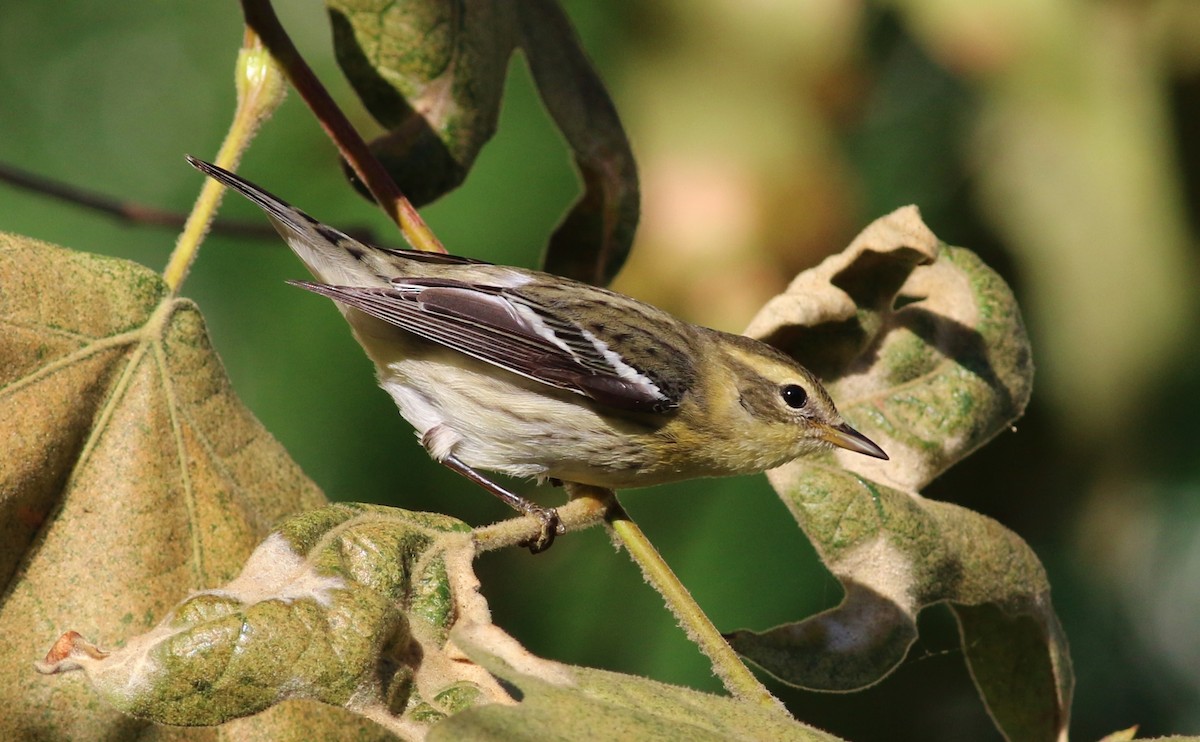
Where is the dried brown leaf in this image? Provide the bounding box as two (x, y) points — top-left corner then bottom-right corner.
(0, 233), (384, 739)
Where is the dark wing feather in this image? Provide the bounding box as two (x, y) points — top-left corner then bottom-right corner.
(289, 279), (677, 413)
(367, 245), (492, 266)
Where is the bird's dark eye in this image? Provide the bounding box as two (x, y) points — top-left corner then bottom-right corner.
(781, 384), (808, 409)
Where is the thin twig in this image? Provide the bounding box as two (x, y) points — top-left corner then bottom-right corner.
(0, 160), (280, 240)
(237, 0), (446, 254)
(0, 161), (382, 244)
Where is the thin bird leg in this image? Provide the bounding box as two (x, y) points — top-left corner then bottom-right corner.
(440, 454), (563, 553)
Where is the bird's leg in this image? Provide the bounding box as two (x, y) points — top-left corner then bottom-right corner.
(439, 454), (563, 553)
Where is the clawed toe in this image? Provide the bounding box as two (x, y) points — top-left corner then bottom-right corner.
(523, 507), (562, 554)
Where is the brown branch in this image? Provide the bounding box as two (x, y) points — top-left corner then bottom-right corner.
(237, 0), (446, 253)
(0, 160), (382, 244)
(0, 161), (282, 241)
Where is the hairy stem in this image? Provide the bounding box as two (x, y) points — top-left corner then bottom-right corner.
(473, 489), (610, 553)
(605, 497), (789, 715)
(474, 482), (788, 714)
(162, 29), (285, 293)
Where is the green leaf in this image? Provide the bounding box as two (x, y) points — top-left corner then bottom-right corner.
(37, 503), (489, 737)
(325, 0), (638, 285)
(729, 208), (1070, 742)
(0, 234), (385, 740)
(325, 0), (515, 207)
(431, 621), (843, 742)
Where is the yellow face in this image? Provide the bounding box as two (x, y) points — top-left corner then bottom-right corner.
(698, 332), (888, 468)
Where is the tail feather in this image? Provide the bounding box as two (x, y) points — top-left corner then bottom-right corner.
(186, 156), (314, 235)
(186, 155), (381, 285)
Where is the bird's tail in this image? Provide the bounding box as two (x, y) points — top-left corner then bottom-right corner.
(186, 156), (382, 286)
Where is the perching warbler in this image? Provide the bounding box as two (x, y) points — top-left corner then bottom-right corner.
(188, 157), (887, 552)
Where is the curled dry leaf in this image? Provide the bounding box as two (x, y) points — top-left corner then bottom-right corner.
(37, 503), (504, 738)
(728, 208), (1071, 742)
(516, 0), (640, 287)
(325, 0), (638, 286)
(0, 234), (383, 739)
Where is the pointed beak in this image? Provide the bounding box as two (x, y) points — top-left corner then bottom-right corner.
(821, 422), (889, 460)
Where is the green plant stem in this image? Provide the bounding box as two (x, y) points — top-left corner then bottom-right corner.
(474, 485), (788, 714)
(238, 0), (446, 254)
(163, 29), (285, 294)
(605, 497), (789, 715)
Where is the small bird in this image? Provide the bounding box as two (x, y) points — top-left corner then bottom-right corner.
(188, 156), (887, 552)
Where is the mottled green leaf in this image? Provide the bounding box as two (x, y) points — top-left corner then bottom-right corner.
(430, 621), (842, 742)
(38, 503), (495, 738)
(326, 0), (638, 285)
(326, 0), (515, 207)
(0, 234), (386, 740)
(729, 208), (1070, 742)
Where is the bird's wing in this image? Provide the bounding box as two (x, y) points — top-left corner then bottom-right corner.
(289, 278), (685, 413)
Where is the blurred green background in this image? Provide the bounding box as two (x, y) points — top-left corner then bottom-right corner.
(2, 1), (1199, 739)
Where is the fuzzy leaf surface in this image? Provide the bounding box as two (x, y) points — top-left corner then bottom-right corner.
(730, 208), (1071, 742)
(429, 621), (843, 742)
(1, 234), (385, 740)
(37, 503), (496, 740)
